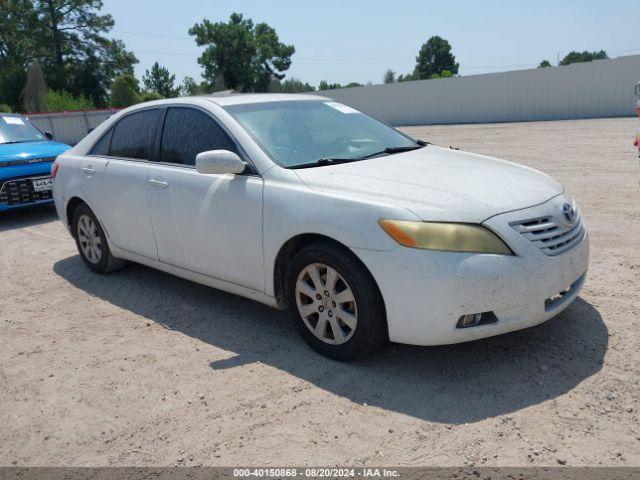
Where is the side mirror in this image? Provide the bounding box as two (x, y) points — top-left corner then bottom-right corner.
(44, 131), (53, 140)
(195, 150), (246, 175)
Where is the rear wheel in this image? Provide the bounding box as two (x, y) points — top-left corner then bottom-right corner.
(287, 241), (387, 361)
(71, 203), (125, 274)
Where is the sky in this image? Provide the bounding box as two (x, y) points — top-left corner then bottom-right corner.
(104, 0), (640, 88)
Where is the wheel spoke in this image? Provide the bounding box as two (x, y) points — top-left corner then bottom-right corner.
(296, 280), (317, 300)
(337, 309), (357, 330)
(328, 317), (346, 342)
(315, 314), (328, 336)
(335, 289), (355, 305)
(306, 264), (324, 291)
(298, 303), (317, 318)
(325, 267), (338, 293)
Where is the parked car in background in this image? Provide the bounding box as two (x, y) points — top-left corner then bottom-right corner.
(0, 113), (70, 211)
(52, 94), (589, 360)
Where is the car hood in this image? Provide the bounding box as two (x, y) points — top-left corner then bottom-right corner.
(294, 145), (563, 223)
(0, 140), (71, 165)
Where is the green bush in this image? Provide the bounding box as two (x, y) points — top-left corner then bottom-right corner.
(0, 103), (13, 113)
(111, 74), (141, 107)
(140, 91), (163, 102)
(45, 90), (95, 111)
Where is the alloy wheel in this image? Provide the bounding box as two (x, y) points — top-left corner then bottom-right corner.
(77, 214), (102, 264)
(295, 263), (358, 345)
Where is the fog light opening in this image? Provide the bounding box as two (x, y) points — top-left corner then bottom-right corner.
(456, 311), (498, 329)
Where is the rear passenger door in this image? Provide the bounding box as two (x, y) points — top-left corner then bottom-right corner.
(147, 106), (264, 291)
(82, 108), (159, 260)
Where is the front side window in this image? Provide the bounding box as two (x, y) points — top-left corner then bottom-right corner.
(160, 107), (237, 166)
(109, 109), (159, 160)
(224, 100), (418, 168)
(0, 115), (46, 145)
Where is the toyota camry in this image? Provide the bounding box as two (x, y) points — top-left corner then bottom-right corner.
(52, 94), (589, 360)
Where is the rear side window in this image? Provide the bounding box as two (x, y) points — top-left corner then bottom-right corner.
(90, 128), (112, 156)
(160, 107), (237, 166)
(109, 109), (159, 160)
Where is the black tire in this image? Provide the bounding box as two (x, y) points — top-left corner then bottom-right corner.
(71, 203), (126, 274)
(286, 241), (387, 361)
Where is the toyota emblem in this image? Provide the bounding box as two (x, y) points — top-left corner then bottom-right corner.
(562, 203), (577, 224)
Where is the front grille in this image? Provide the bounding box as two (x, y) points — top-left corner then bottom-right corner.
(0, 156), (56, 168)
(0, 175), (53, 206)
(510, 212), (585, 256)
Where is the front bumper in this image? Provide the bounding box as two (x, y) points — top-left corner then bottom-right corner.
(0, 162), (54, 211)
(354, 194), (590, 346)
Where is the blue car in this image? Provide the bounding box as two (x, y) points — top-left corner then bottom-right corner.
(0, 113), (71, 211)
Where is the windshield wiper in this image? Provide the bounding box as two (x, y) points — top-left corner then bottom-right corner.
(287, 157), (360, 169)
(0, 140), (25, 145)
(359, 144), (425, 160)
(287, 142), (427, 169)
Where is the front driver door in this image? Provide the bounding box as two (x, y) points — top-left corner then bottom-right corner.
(147, 107), (264, 291)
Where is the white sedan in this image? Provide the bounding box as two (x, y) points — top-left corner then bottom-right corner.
(52, 94), (589, 360)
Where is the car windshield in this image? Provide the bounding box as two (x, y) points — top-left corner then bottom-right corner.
(224, 100), (419, 168)
(0, 115), (46, 145)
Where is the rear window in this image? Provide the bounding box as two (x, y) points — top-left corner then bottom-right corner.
(90, 128), (112, 156)
(109, 109), (159, 160)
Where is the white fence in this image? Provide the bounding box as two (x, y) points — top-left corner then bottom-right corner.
(26, 108), (119, 145)
(317, 55), (640, 125)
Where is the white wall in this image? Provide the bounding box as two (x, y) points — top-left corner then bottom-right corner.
(26, 109), (118, 145)
(316, 55), (640, 125)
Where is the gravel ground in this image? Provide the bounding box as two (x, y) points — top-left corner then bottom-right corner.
(0, 117), (638, 467)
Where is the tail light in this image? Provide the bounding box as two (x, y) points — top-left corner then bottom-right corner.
(51, 162), (59, 178)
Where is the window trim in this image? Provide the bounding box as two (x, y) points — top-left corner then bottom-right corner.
(154, 104), (258, 176)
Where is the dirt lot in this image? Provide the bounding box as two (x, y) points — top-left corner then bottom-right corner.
(1, 118), (639, 467)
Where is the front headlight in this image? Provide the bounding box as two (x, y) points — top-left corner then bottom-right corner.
(379, 219), (513, 255)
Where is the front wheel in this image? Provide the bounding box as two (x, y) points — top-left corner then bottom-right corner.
(286, 242), (387, 361)
(71, 203), (125, 274)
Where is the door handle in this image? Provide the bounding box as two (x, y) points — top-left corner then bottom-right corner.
(82, 166), (95, 175)
(148, 179), (169, 188)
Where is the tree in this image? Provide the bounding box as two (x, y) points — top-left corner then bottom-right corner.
(319, 80), (342, 90)
(383, 69), (396, 84)
(26, 0), (138, 106)
(538, 60), (552, 68)
(0, 0), (39, 110)
(189, 12), (295, 92)
(429, 69), (453, 79)
(280, 78), (315, 93)
(110, 74), (140, 107)
(180, 76), (200, 96)
(560, 50), (608, 66)
(397, 72), (417, 82)
(22, 60), (47, 112)
(143, 61), (179, 98)
(413, 36), (459, 80)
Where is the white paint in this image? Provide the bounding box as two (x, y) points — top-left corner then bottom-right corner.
(53, 95), (589, 348)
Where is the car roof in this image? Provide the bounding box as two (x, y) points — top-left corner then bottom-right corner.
(146, 92), (330, 108)
(207, 92), (329, 106)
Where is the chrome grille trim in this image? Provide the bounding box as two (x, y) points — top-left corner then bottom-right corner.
(0, 175), (53, 206)
(510, 212), (585, 256)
